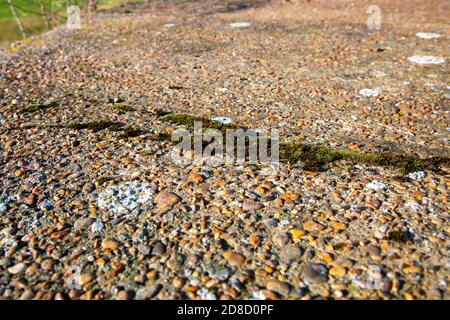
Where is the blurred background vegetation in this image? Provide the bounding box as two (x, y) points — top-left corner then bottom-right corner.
(0, 0), (146, 44)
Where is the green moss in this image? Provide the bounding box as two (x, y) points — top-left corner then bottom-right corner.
(117, 126), (145, 139)
(97, 176), (112, 186)
(332, 243), (346, 251)
(111, 103), (133, 112)
(68, 121), (121, 132)
(160, 113), (238, 134)
(386, 231), (410, 243)
(279, 141), (449, 173)
(18, 100), (58, 114)
(68, 121), (149, 139)
(154, 109), (171, 117)
(154, 131), (172, 141)
(160, 114), (449, 173)
(7, 110), (450, 175)
(160, 113), (202, 126)
(168, 85), (184, 90)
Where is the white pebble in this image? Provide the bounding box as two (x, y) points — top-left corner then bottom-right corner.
(407, 56), (446, 65)
(211, 117), (233, 124)
(91, 221), (105, 233)
(437, 233), (446, 240)
(164, 23), (176, 28)
(415, 32), (440, 39)
(197, 287), (216, 300)
(359, 88), (379, 97)
(229, 22), (251, 28)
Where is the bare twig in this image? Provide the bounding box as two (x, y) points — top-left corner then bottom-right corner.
(7, 0), (26, 39)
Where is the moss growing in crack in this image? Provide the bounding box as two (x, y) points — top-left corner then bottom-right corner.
(161, 114), (449, 173)
(97, 176), (113, 186)
(67, 121), (153, 140)
(117, 126), (146, 139)
(279, 142), (449, 173)
(68, 121), (121, 132)
(160, 113), (200, 125)
(13, 111), (449, 175)
(111, 103), (133, 112)
(332, 243), (347, 251)
(386, 230), (410, 243)
(153, 131), (172, 141)
(18, 100), (58, 114)
(153, 108), (171, 117)
(160, 113), (239, 133)
(168, 85), (184, 90)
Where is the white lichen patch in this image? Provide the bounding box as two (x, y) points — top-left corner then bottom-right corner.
(415, 32), (440, 39)
(97, 181), (153, 214)
(0, 196), (16, 214)
(91, 221), (105, 233)
(359, 88), (379, 97)
(408, 171), (426, 180)
(407, 56), (446, 65)
(366, 181), (386, 190)
(229, 22), (251, 28)
(212, 117), (233, 124)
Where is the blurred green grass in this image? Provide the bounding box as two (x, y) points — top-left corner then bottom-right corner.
(0, 17), (48, 43)
(0, 0), (143, 44)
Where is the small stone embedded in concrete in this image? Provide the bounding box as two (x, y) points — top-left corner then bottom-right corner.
(154, 191), (181, 211)
(211, 117), (233, 124)
(279, 244), (302, 263)
(415, 32), (440, 39)
(223, 252), (246, 266)
(229, 22), (251, 28)
(359, 89), (379, 97)
(407, 56), (446, 65)
(303, 263), (328, 284)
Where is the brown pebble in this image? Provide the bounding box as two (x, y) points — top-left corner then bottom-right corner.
(242, 202), (264, 211)
(266, 280), (290, 297)
(155, 191), (181, 211)
(102, 239), (119, 251)
(367, 198), (382, 210)
(188, 173), (205, 183)
(223, 251), (246, 266)
(116, 290), (130, 300)
(79, 273), (94, 286)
